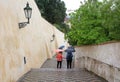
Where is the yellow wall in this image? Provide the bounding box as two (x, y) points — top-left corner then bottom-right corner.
(0, 0), (66, 82)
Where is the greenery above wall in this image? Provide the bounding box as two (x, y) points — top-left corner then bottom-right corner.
(35, 0), (66, 24)
(65, 0), (120, 46)
(35, 0), (70, 33)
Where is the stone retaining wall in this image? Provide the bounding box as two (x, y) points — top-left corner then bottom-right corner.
(75, 42), (120, 82)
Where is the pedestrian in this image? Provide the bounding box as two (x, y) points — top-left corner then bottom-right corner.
(65, 46), (75, 69)
(56, 51), (63, 68)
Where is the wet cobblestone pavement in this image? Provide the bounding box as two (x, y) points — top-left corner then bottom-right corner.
(17, 56), (108, 82)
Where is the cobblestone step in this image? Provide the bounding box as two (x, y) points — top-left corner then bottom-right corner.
(18, 67), (107, 82)
(17, 54), (108, 82)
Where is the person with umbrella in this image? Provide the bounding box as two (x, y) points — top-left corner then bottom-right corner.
(56, 51), (64, 68)
(65, 46), (75, 69)
(55, 45), (65, 69)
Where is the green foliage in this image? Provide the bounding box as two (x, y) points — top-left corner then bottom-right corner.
(54, 23), (70, 34)
(66, 0), (120, 46)
(35, 0), (68, 34)
(35, 0), (66, 24)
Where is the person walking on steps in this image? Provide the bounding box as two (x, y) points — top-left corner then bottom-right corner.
(56, 51), (63, 68)
(65, 46), (75, 69)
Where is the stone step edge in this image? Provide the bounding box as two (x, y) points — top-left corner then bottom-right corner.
(31, 68), (85, 71)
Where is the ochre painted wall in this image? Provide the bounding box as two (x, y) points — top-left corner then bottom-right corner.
(0, 0), (66, 82)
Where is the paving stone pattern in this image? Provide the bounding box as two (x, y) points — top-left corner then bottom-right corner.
(17, 54), (108, 82)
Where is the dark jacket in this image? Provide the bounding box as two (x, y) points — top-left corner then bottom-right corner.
(65, 46), (75, 60)
(66, 52), (73, 60)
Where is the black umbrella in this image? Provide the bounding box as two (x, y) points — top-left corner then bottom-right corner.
(58, 45), (65, 49)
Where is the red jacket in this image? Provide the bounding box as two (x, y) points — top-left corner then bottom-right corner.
(56, 53), (63, 61)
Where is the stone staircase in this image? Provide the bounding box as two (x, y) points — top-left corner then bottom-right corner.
(17, 55), (108, 82)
